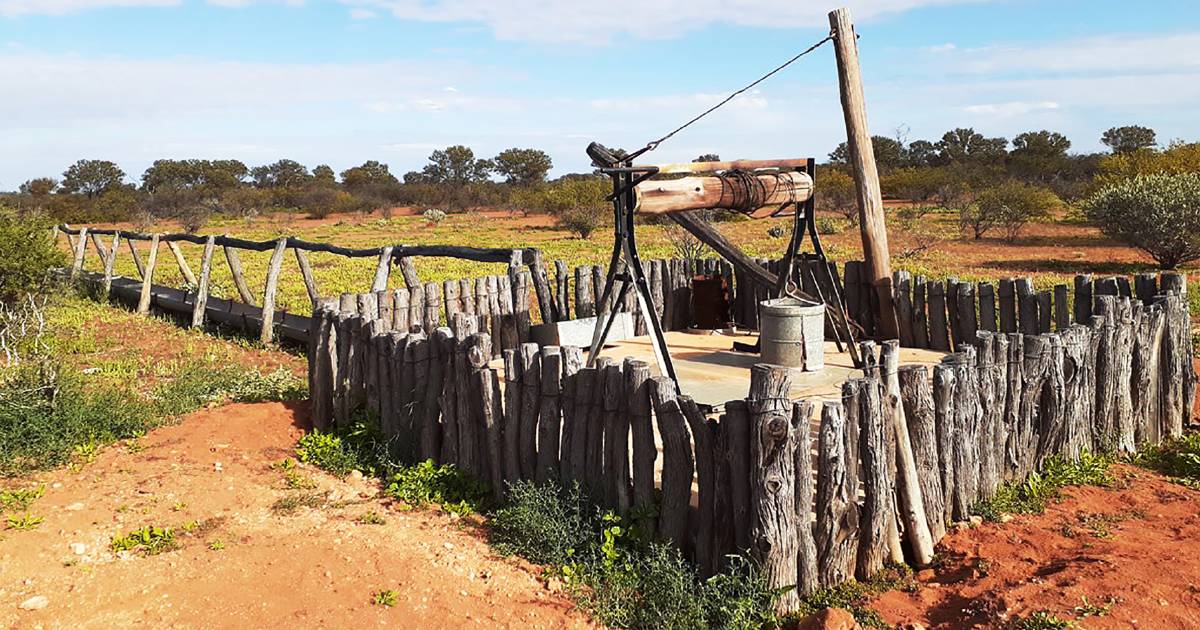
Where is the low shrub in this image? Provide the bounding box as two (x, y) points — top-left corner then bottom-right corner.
(973, 451), (1112, 521)
(1082, 172), (1200, 269)
(386, 459), (488, 516)
(490, 480), (592, 565)
(295, 416), (391, 477)
(1133, 432), (1200, 488)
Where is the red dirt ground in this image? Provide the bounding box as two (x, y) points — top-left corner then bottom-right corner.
(871, 464), (1200, 629)
(0, 401), (590, 628)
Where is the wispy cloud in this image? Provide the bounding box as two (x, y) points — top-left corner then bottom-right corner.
(348, 7), (376, 19)
(0, 0), (178, 16)
(936, 32), (1200, 75)
(963, 100), (1059, 117)
(343, 0), (985, 44)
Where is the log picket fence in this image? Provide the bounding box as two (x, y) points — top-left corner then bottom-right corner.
(55, 224), (1197, 611)
(309, 273), (1195, 611)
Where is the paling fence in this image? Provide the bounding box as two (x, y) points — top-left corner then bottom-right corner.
(308, 272), (1196, 608)
(54, 224), (1198, 605)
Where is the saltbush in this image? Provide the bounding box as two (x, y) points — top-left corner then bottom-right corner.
(0, 210), (65, 303)
(1082, 172), (1200, 268)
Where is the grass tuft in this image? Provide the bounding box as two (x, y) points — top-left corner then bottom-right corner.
(973, 451), (1112, 521)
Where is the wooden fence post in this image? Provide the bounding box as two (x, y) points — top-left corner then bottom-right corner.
(166, 241), (197, 286)
(626, 359), (656, 536)
(518, 342), (541, 481)
(650, 376), (694, 550)
(137, 234), (160, 315)
(747, 363), (799, 613)
(259, 237), (288, 344)
(70, 226), (89, 279)
(815, 399), (857, 588)
(223, 244), (257, 306)
(879, 341), (935, 566)
(371, 246), (393, 292)
(793, 400), (820, 596)
(102, 232), (121, 297)
(898, 365), (946, 541)
(295, 248), (320, 306)
(558, 347), (584, 484)
(536, 346), (563, 485)
(502, 349), (523, 484)
(191, 236), (216, 328)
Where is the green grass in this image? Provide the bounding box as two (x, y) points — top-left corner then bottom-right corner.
(5, 512), (45, 530)
(111, 525), (178, 556)
(373, 589), (398, 607)
(0, 294), (308, 476)
(1133, 432), (1200, 488)
(973, 451), (1113, 521)
(791, 564), (919, 629)
(385, 459), (488, 516)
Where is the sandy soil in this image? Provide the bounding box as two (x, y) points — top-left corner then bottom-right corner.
(0, 401), (589, 629)
(871, 464), (1200, 629)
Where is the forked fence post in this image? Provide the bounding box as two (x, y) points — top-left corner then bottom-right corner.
(136, 234), (160, 314)
(191, 235), (216, 328)
(259, 237), (288, 344)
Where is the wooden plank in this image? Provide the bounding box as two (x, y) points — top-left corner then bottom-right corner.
(998, 278), (1017, 333)
(649, 376), (694, 552)
(978, 282), (997, 333)
(1053, 284), (1070, 331)
(190, 236), (216, 328)
(259, 237), (288, 344)
(137, 234), (160, 314)
(223, 245), (256, 306)
(166, 241), (197, 286)
(1073, 274), (1093, 324)
(1037, 291), (1053, 333)
(927, 281), (950, 351)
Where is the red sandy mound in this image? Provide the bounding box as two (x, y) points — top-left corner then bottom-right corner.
(872, 464), (1200, 628)
(0, 401), (590, 629)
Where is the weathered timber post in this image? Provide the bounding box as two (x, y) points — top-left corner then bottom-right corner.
(421, 327), (450, 463)
(558, 347), (585, 484)
(879, 341), (935, 565)
(829, 7), (897, 340)
(746, 363), (799, 612)
(898, 365), (946, 541)
(102, 232), (121, 298)
(259, 237), (288, 344)
(625, 359), (656, 536)
(165, 241), (197, 286)
(792, 400), (820, 596)
(223, 244), (257, 306)
(397, 256), (420, 289)
(295, 248), (320, 306)
(585, 357), (614, 503)
(501, 349), (523, 484)
(70, 226), (89, 279)
(535, 346), (563, 485)
(680, 394), (715, 576)
(815, 399), (858, 588)
(517, 342), (541, 480)
(371, 246), (393, 292)
(191, 236), (216, 328)
(725, 399), (753, 554)
(931, 363), (957, 524)
(650, 376), (694, 551)
(136, 234), (160, 315)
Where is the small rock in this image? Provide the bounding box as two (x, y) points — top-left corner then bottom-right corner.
(51, 482), (62, 489)
(64, 503), (84, 512)
(213, 462), (223, 472)
(70, 543), (87, 555)
(999, 514), (1014, 524)
(969, 515), (983, 527)
(324, 570), (332, 579)
(443, 542), (454, 550)
(348, 470), (364, 481)
(19, 596), (49, 611)
(797, 607), (862, 630)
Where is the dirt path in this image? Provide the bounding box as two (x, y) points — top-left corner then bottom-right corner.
(0, 401), (590, 629)
(871, 464), (1200, 628)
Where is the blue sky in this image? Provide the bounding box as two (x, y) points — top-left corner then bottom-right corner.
(1, 0), (1198, 189)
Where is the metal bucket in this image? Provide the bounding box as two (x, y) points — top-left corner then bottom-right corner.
(759, 297), (825, 371)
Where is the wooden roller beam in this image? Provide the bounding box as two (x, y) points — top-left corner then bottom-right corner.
(642, 158), (812, 175)
(634, 171), (813, 218)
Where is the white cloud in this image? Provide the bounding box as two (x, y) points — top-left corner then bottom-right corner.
(348, 7), (376, 19)
(963, 101), (1059, 117)
(924, 42), (956, 53)
(938, 32), (1200, 75)
(590, 91), (769, 112)
(0, 0), (178, 16)
(344, 0), (984, 44)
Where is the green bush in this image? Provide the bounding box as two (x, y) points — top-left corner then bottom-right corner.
(1082, 172), (1200, 268)
(295, 416), (391, 477)
(386, 459), (488, 515)
(490, 480), (593, 565)
(960, 181), (1058, 242)
(1133, 432), (1200, 488)
(973, 451), (1112, 521)
(0, 210), (65, 303)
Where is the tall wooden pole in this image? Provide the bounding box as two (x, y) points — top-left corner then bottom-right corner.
(829, 7), (898, 340)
